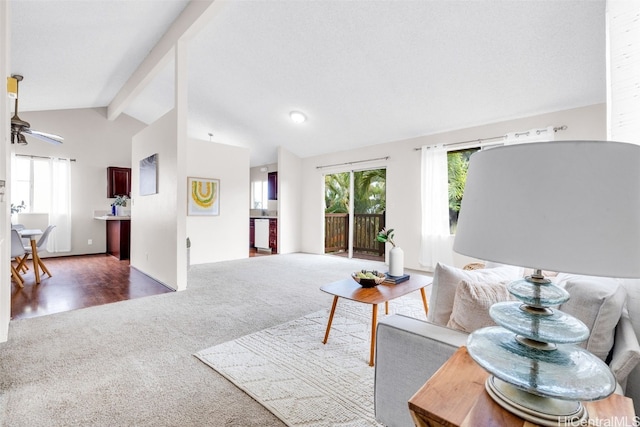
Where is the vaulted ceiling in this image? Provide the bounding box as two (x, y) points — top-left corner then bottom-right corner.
(10, 0), (606, 166)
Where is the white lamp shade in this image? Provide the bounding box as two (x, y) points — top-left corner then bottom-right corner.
(453, 140), (640, 278)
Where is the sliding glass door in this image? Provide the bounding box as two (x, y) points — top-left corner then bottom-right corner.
(324, 168), (386, 260)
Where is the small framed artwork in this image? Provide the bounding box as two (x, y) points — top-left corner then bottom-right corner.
(140, 153), (158, 196)
(187, 177), (220, 216)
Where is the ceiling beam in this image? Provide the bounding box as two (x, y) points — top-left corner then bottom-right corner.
(107, 0), (225, 121)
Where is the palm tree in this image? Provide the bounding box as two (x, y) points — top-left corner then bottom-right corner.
(325, 169), (387, 214)
(354, 169), (386, 214)
(447, 148), (478, 232)
(325, 172), (350, 213)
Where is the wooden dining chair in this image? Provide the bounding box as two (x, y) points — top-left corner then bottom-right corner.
(10, 229), (27, 287)
(22, 225), (56, 279)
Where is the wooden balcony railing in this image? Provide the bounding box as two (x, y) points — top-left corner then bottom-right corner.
(325, 213), (348, 253)
(324, 213), (385, 257)
(353, 213), (385, 256)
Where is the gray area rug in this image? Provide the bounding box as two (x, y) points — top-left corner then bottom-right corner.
(0, 253), (431, 426)
(195, 297), (427, 427)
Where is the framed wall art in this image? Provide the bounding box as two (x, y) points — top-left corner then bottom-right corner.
(140, 153), (158, 196)
(187, 177), (220, 216)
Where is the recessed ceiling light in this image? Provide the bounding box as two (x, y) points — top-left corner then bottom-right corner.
(289, 111), (306, 124)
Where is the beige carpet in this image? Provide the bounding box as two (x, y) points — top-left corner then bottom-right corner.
(195, 296), (427, 427)
(0, 253), (431, 426)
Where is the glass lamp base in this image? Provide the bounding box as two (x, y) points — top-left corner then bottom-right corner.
(486, 376), (588, 426)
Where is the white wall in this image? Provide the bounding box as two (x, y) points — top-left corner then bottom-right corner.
(12, 107), (145, 257)
(186, 138), (250, 264)
(277, 147), (302, 254)
(131, 110), (180, 289)
(1, 0), (10, 343)
(300, 104), (607, 271)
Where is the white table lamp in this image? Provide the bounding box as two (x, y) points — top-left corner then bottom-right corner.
(453, 140), (640, 425)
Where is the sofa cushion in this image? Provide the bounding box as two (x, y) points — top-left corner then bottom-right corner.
(559, 276), (627, 361)
(428, 263), (523, 326)
(609, 306), (640, 388)
(446, 279), (513, 333)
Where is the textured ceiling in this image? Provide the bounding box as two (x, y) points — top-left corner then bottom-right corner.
(10, 0), (606, 166)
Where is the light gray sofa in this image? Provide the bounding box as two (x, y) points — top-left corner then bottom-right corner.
(374, 264), (640, 427)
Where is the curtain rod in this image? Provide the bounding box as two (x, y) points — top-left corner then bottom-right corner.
(15, 154), (77, 162)
(413, 125), (568, 151)
(316, 156), (389, 170)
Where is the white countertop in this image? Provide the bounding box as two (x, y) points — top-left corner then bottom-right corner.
(94, 216), (131, 220)
(250, 216), (277, 219)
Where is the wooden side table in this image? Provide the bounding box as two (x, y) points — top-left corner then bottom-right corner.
(408, 347), (636, 427)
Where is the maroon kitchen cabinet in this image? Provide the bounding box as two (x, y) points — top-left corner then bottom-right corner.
(267, 172), (278, 200)
(269, 218), (277, 253)
(107, 167), (131, 198)
(107, 219), (130, 260)
(250, 218), (255, 248)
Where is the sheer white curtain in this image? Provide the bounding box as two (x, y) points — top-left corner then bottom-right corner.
(47, 157), (72, 252)
(420, 144), (453, 269)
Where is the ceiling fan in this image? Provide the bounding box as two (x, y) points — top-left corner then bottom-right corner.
(10, 75), (64, 145)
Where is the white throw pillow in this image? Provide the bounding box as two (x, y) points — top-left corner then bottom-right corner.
(446, 279), (513, 333)
(559, 276), (626, 361)
(428, 263), (524, 326)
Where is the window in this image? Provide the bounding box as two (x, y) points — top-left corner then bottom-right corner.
(11, 155), (72, 253)
(11, 157), (51, 213)
(447, 147), (479, 234)
(252, 180), (268, 209)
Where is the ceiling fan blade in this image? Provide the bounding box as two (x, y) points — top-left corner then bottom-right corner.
(23, 129), (64, 145)
(8, 75), (64, 146)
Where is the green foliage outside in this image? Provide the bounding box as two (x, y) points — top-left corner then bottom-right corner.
(325, 172), (350, 213)
(324, 169), (386, 214)
(447, 148), (478, 233)
(323, 153), (476, 234)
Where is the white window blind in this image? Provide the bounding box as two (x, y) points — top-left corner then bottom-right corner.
(607, 0), (640, 143)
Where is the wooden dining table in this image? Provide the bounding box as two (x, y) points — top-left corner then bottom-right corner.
(19, 229), (43, 284)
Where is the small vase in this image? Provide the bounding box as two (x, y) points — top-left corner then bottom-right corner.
(389, 246), (404, 277)
(111, 205), (117, 216)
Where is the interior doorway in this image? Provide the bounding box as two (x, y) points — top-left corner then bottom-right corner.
(324, 168), (386, 261)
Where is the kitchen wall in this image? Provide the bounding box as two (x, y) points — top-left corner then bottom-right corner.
(12, 107), (146, 257)
(249, 162), (277, 216)
(299, 103), (607, 272)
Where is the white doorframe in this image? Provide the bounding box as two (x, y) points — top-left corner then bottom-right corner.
(347, 170), (354, 259)
(0, 0), (11, 342)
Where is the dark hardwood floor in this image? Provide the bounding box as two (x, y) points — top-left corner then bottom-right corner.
(10, 254), (173, 321)
(248, 247), (274, 257)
